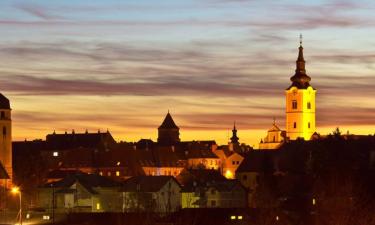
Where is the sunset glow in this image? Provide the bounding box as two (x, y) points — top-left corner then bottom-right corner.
(1, 0), (374, 145)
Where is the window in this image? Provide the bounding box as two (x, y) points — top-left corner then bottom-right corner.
(292, 100), (297, 109)
(107, 171), (111, 176)
(116, 171), (120, 176)
(53, 152), (58, 157)
(96, 203), (101, 210)
(99, 171), (103, 176)
(2, 127), (6, 136)
(232, 161), (235, 165)
(308, 122), (311, 129)
(236, 161), (240, 165)
(211, 200), (216, 207)
(307, 102), (311, 109)
(273, 136), (276, 142)
(294, 122), (297, 128)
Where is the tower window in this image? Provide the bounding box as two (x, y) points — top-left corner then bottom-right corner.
(2, 126), (6, 135)
(308, 122), (311, 129)
(307, 102), (311, 109)
(293, 122), (297, 128)
(292, 100), (297, 109)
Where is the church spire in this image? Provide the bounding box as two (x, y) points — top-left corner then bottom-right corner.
(230, 122), (239, 144)
(289, 34), (311, 89)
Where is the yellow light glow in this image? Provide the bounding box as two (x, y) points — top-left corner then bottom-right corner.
(225, 170), (234, 179)
(312, 198), (316, 205)
(96, 203), (101, 210)
(276, 216), (279, 221)
(230, 215), (236, 220)
(238, 215), (243, 220)
(116, 171), (120, 176)
(11, 186), (20, 194)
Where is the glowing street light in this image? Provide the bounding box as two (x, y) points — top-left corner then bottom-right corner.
(11, 186), (22, 225)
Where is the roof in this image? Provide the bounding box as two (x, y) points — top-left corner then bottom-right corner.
(45, 131), (116, 150)
(209, 180), (245, 192)
(0, 161), (9, 179)
(0, 93), (10, 109)
(185, 149), (218, 159)
(176, 169), (226, 187)
(42, 173), (121, 194)
(121, 176), (179, 192)
(287, 44), (313, 90)
(236, 151), (277, 173)
(158, 112), (179, 129)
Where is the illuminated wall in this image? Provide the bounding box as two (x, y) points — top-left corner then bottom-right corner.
(0, 106), (12, 186)
(286, 86), (316, 140)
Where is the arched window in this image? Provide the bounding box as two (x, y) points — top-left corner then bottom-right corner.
(293, 122), (297, 128)
(292, 100), (297, 109)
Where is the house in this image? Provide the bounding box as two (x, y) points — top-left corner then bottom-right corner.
(236, 151), (277, 207)
(214, 147), (244, 179)
(120, 176), (181, 213)
(177, 169), (246, 208)
(38, 173), (122, 213)
(259, 122), (286, 150)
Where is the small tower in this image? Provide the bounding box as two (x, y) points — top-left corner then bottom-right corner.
(230, 122), (239, 144)
(157, 112), (180, 146)
(0, 93), (12, 186)
(285, 36), (316, 140)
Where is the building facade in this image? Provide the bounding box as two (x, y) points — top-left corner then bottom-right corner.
(0, 93), (12, 187)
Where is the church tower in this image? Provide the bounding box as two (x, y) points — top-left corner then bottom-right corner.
(157, 112), (180, 146)
(285, 37), (316, 140)
(0, 93), (12, 185)
(230, 122), (239, 144)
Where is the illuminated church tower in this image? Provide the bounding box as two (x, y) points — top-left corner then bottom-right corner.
(0, 93), (12, 185)
(286, 37), (316, 140)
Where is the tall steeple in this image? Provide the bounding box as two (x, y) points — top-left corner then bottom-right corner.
(157, 111), (180, 146)
(285, 36), (316, 141)
(230, 122), (239, 144)
(289, 34), (311, 89)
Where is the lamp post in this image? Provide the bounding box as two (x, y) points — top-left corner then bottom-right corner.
(11, 186), (22, 225)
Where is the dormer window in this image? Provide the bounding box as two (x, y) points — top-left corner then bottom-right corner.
(292, 100), (297, 109)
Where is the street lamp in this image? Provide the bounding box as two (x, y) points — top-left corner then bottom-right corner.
(11, 186), (22, 225)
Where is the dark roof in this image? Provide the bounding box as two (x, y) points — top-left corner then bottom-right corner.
(46, 169), (84, 180)
(176, 169), (226, 187)
(185, 149), (218, 159)
(0, 93), (10, 109)
(43, 173), (121, 194)
(209, 180), (245, 192)
(158, 112), (179, 129)
(45, 131), (116, 150)
(0, 161), (9, 179)
(121, 176), (179, 192)
(236, 151), (278, 173)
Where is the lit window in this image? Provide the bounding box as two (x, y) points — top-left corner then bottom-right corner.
(230, 215), (236, 220)
(292, 100), (297, 109)
(238, 216), (243, 220)
(116, 171), (120, 176)
(307, 102), (311, 109)
(53, 152), (58, 157)
(107, 172), (111, 176)
(117, 161), (121, 166)
(96, 203), (101, 210)
(312, 198), (316, 205)
(276, 216), (279, 221)
(294, 122), (297, 128)
(43, 215), (50, 220)
(99, 171), (103, 176)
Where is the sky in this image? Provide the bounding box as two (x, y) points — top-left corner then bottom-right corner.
(0, 0), (375, 146)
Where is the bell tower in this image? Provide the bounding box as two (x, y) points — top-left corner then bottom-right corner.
(0, 93), (12, 185)
(285, 36), (316, 140)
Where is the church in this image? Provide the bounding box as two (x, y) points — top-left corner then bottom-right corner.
(259, 37), (317, 149)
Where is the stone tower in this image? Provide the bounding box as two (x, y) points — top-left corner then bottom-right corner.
(0, 93), (12, 185)
(285, 37), (316, 140)
(157, 112), (180, 146)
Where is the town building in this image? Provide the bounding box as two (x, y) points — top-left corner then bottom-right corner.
(120, 176), (181, 213)
(157, 112), (180, 146)
(38, 173), (122, 213)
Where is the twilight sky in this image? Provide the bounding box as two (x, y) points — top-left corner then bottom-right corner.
(1, 0), (375, 146)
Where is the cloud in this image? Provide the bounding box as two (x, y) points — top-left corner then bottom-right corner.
(13, 3), (62, 20)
